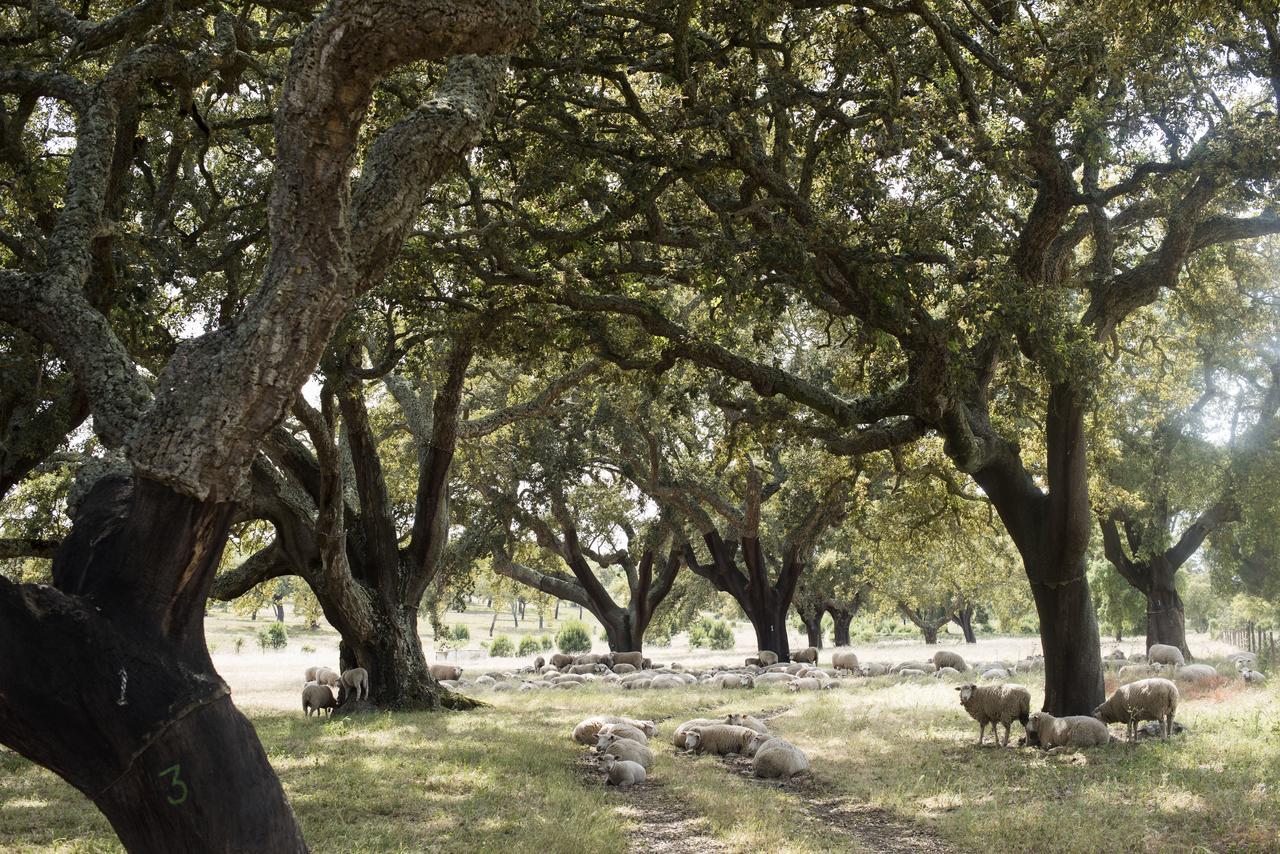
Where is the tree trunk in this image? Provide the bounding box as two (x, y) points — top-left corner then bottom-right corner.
(745, 597), (792, 661)
(921, 623), (939, 644)
(831, 609), (853, 646)
(511, 600), (519, 628)
(1029, 572), (1105, 715)
(489, 610), (497, 637)
(274, 602), (285, 622)
(803, 614), (823, 649)
(554, 600), (560, 619)
(598, 611), (644, 653)
(335, 604), (461, 709)
(1146, 565), (1191, 660)
(952, 606), (977, 643)
(0, 476), (307, 852)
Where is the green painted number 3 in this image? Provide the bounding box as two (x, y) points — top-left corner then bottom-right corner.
(158, 763), (188, 806)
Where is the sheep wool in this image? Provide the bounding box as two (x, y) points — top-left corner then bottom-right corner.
(752, 738), (810, 779)
(1092, 678), (1179, 742)
(831, 651), (860, 672)
(597, 734), (655, 769)
(599, 756), (646, 787)
(792, 647), (819, 664)
(956, 683), (1031, 747)
(1027, 712), (1110, 749)
(684, 724), (759, 756)
(1147, 643), (1186, 667)
(932, 650), (969, 672)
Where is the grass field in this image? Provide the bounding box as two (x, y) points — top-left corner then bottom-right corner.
(1, 614), (1276, 853)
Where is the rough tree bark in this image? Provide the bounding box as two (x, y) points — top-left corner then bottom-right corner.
(0, 0), (537, 848)
(951, 603), (977, 643)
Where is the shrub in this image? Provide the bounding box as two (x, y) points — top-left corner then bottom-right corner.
(451, 624), (471, 641)
(556, 621), (592, 654)
(689, 616), (733, 649)
(258, 623), (288, 651)
(300, 644), (316, 654)
(490, 635), (515, 657)
(518, 636), (540, 657)
(539, 635), (554, 651)
(234, 637), (245, 654)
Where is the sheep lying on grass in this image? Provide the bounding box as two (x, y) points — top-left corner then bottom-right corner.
(1237, 661), (1267, 684)
(674, 718), (724, 749)
(750, 735), (809, 779)
(597, 722), (649, 745)
(684, 724), (760, 756)
(1175, 664), (1218, 683)
(302, 682), (336, 718)
(1027, 712), (1111, 749)
(1119, 664), (1157, 682)
(1093, 678), (1179, 742)
(597, 734), (655, 769)
(598, 755), (646, 788)
(572, 716), (658, 745)
(956, 683), (1031, 747)
(725, 713), (768, 734)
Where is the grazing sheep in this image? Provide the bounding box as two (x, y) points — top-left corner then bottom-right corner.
(674, 718), (724, 748)
(549, 653), (575, 669)
(724, 713), (769, 734)
(339, 667), (369, 702)
(314, 667), (340, 688)
(979, 668), (1009, 681)
(831, 650), (860, 673)
(1027, 712), (1111, 749)
(611, 651), (646, 669)
(756, 650), (780, 666)
(597, 723), (649, 745)
(533, 656), (545, 670)
(303, 665), (322, 684)
(596, 734), (655, 769)
(302, 682), (336, 718)
(1148, 643), (1186, 667)
(429, 663), (462, 681)
(1092, 677), (1179, 742)
(683, 725), (760, 756)
(713, 673), (755, 689)
(598, 755), (647, 788)
(859, 662), (888, 677)
(792, 647), (819, 664)
(956, 683), (1031, 747)
(1118, 663), (1157, 682)
(1176, 664), (1218, 683)
(750, 735), (810, 779)
(1106, 648), (1127, 660)
(932, 651), (969, 672)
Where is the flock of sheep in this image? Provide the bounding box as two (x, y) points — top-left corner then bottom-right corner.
(300, 665), (369, 717)
(571, 711), (811, 788)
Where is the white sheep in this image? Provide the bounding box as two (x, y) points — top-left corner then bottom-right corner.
(598, 755), (646, 788)
(1147, 643), (1186, 667)
(756, 672), (796, 685)
(750, 735), (810, 778)
(597, 722), (649, 745)
(649, 674), (686, 690)
(302, 682), (336, 718)
(979, 668), (1009, 681)
(613, 663), (637, 675)
(1176, 664), (1218, 683)
(428, 663), (462, 681)
(831, 650), (860, 673)
(1027, 712), (1111, 748)
(755, 650), (780, 666)
(314, 667), (340, 688)
(858, 662), (888, 677)
(898, 668), (927, 678)
(572, 716), (656, 744)
(956, 683), (1031, 747)
(724, 713), (768, 734)
(933, 667), (960, 679)
(792, 647), (819, 664)
(1240, 667), (1267, 684)
(1092, 677), (1179, 742)
(338, 667), (369, 702)
(673, 718), (724, 748)
(1118, 663), (1157, 682)
(622, 677), (652, 690)
(303, 665), (322, 684)
(683, 724), (759, 756)
(597, 734), (655, 769)
(712, 673), (755, 689)
(788, 676), (824, 691)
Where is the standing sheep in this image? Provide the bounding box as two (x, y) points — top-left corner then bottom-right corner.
(338, 667), (369, 702)
(1026, 712), (1111, 748)
(1092, 678), (1179, 742)
(831, 650), (860, 673)
(932, 650), (969, 672)
(750, 735), (810, 778)
(955, 683), (1031, 747)
(314, 667), (340, 688)
(303, 665), (322, 684)
(302, 682), (337, 718)
(1147, 643), (1186, 667)
(428, 663), (462, 681)
(612, 651), (646, 669)
(549, 653), (575, 669)
(755, 650), (780, 666)
(792, 647), (818, 664)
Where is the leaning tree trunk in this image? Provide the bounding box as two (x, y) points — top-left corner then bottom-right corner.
(1146, 560), (1191, 660)
(0, 476), (307, 851)
(952, 606), (977, 643)
(795, 601), (824, 649)
(831, 609), (853, 646)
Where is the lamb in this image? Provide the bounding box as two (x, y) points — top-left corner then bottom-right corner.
(1026, 712), (1111, 749)
(314, 667), (340, 687)
(573, 716), (657, 744)
(338, 667), (369, 702)
(610, 651), (646, 669)
(1175, 664), (1218, 683)
(598, 755), (646, 788)
(597, 723), (649, 745)
(1147, 643), (1186, 667)
(955, 683), (1031, 747)
(756, 650), (780, 666)
(596, 734), (655, 769)
(428, 663), (462, 681)
(932, 650), (969, 672)
(1092, 677), (1179, 742)
(724, 713), (769, 734)
(673, 718), (724, 748)
(302, 682), (337, 718)
(831, 650), (860, 673)
(683, 724), (760, 756)
(750, 735), (810, 778)
(792, 647), (819, 664)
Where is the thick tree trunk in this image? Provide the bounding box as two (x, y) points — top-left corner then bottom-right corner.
(803, 614), (823, 649)
(745, 597), (792, 660)
(0, 476), (307, 852)
(831, 609), (853, 646)
(921, 624), (939, 644)
(1146, 571), (1191, 660)
(336, 604), (455, 709)
(1029, 571), (1105, 715)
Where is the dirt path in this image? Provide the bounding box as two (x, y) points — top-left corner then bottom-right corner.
(607, 776), (729, 853)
